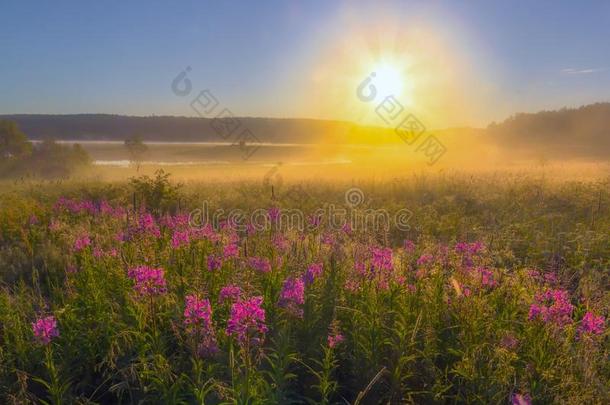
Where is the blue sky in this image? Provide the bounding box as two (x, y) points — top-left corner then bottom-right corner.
(1, 0), (609, 127)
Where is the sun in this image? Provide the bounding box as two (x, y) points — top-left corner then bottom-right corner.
(371, 63), (405, 100)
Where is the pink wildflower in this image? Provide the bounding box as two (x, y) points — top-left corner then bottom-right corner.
(207, 254), (222, 271)
(511, 393), (532, 405)
(219, 284), (242, 304)
(248, 256), (272, 273)
(137, 213), (161, 238)
(268, 206), (281, 223)
(171, 229), (191, 249)
(184, 295), (213, 329)
(303, 262), (323, 285)
(579, 312), (605, 335)
(127, 266), (168, 296)
(32, 316), (59, 345)
(272, 234), (289, 252)
(328, 321), (344, 348)
(183, 295), (218, 356)
(73, 233), (91, 252)
(371, 247), (393, 271)
(528, 289), (574, 327)
(403, 239), (416, 253)
(279, 277), (305, 317)
(226, 296), (268, 347)
(477, 267), (497, 288)
(416, 254), (434, 266)
(222, 243), (239, 259)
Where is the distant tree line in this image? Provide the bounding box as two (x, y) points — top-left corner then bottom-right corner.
(0, 120), (90, 178)
(488, 103), (610, 159)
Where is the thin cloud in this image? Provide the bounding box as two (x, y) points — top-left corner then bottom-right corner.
(561, 68), (606, 75)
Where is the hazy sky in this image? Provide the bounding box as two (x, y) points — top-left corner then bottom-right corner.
(1, 0), (609, 128)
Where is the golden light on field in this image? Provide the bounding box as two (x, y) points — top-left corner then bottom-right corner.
(296, 12), (492, 130)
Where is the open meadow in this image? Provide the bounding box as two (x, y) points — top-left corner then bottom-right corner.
(0, 168), (608, 403)
(3, 1), (610, 403)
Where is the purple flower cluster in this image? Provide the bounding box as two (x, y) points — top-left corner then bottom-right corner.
(477, 267), (497, 288)
(222, 243), (239, 259)
(454, 241), (484, 255)
(511, 393), (532, 405)
(272, 234), (290, 252)
(226, 296), (268, 347)
(130, 213), (161, 239)
(527, 269), (558, 286)
(32, 315), (59, 345)
(579, 312), (605, 335)
(327, 321), (344, 349)
(403, 239), (416, 253)
(55, 197), (125, 217)
(207, 254), (222, 271)
(171, 229), (191, 249)
(279, 277), (305, 317)
(183, 295), (217, 356)
(268, 206), (281, 223)
(184, 295), (212, 327)
(528, 289), (574, 327)
(416, 254), (434, 267)
(303, 262), (323, 285)
(127, 266), (168, 296)
(219, 284), (242, 304)
(73, 233), (91, 252)
(248, 256), (272, 273)
(371, 247), (393, 271)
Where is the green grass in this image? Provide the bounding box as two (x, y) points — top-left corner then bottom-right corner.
(0, 172), (608, 404)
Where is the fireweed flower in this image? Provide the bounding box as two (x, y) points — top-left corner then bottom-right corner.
(268, 206), (281, 223)
(327, 321), (344, 349)
(226, 296), (268, 347)
(454, 241), (485, 255)
(93, 246), (104, 259)
(248, 256), (271, 273)
(321, 233), (336, 246)
(171, 229), (190, 249)
(303, 263), (323, 285)
(403, 240), (416, 253)
(207, 254), (222, 271)
(222, 243), (239, 259)
(528, 289), (574, 327)
(183, 295), (218, 356)
(477, 267), (497, 288)
(279, 277), (305, 317)
(511, 393), (532, 405)
(416, 254), (434, 267)
(32, 316), (59, 345)
(137, 213), (161, 238)
(272, 234), (290, 253)
(219, 284), (242, 304)
(73, 233), (91, 252)
(127, 266), (168, 296)
(579, 312), (605, 335)
(371, 247), (393, 272)
(184, 295), (213, 328)
(307, 214), (322, 229)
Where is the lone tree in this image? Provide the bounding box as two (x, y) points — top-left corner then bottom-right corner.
(124, 135), (148, 171)
(0, 120), (32, 160)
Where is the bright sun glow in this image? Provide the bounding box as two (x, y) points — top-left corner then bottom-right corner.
(371, 63), (405, 100)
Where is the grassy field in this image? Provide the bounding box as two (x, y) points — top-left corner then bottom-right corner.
(0, 170), (608, 403)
